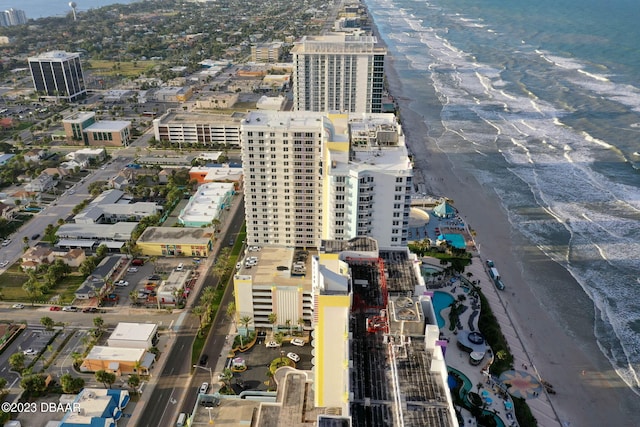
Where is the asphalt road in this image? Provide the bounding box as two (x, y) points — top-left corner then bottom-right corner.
(138, 201), (245, 427)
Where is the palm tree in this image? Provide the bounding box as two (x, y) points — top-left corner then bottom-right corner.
(297, 317), (305, 332)
(267, 313), (277, 332)
(70, 352), (83, 368)
(239, 315), (252, 337)
(192, 305), (205, 329)
(285, 319), (292, 336)
(226, 302), (237, 332)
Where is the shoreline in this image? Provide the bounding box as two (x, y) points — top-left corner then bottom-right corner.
(384, 55), (640, 425)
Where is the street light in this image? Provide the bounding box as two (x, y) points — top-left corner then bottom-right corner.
(193, 364), (214, 387)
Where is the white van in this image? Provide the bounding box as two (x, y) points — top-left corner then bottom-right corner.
(176, 413), (187, 427)
(176, 263), (184, 272)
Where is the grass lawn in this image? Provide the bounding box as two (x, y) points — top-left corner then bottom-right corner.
(0, 265), (85, 304)
(86, 60), (163, 78)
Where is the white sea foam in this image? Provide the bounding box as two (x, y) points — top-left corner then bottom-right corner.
(368, 0), (640, 391)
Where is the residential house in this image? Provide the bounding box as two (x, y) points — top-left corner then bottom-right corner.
(24, 149), (46, 163)
(21, 246), (55, 270)
(24, 174), (55, 192)
(59, 248), (86, 268)
(0, 202), (17, 220)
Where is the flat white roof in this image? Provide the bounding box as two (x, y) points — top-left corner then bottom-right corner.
(85, 121), (131, 132)
(85, 346), (145, 361)
(109, 322), (157, 342)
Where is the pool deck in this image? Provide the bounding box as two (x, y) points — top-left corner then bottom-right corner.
(426, 256), (559, 426)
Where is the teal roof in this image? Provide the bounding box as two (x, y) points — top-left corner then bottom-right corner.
(433, 201), (456, 217)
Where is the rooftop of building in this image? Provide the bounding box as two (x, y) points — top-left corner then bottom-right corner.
(243, 110), (327, 129)
(56, 222), (138, 240)
(108, 322), (158, 342)
(380, 250), (421, 294)
(292, 33), (385, 54)
(320, 237), (379, 254)
(158, 270), (191, 294)
(62, 111), (95, 123)
(29, 50), (79, 60)
(137, 226), (214, 244)
(235, 246), (315, 291)
(157, 110), (245, 125)
(85, 120), (131, 132)
(84, 345), (145, 361)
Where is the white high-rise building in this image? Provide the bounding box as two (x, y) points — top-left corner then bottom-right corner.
(322, 113), (413, 248)
(241, 111), (326, 248)
(1, 8), (27, 27)
(241, 111), (412, 249)
(291, 33), (386, 114)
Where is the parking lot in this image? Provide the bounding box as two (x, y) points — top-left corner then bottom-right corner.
(221, 335), (313, 393)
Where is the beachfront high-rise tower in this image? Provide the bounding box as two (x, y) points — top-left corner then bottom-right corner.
(291, 33), (386, 114)
(28, 51), (86, 102)
(241, 111), (412, 249)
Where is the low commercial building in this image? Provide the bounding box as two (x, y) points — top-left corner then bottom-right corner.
(84, 120), (132, 147)
(56, 222), (138, 242)
(75, 255), (124, 300)
(73, 189), (162, 225)
(178, 182), (235, 227)
(59, 388), (130, 427)
(189, 165), (243, 185)
(107, 322), (159, 349)
(136, 227), (214, 257)
(81, 346), (155, 376)
(156, 270), (191, 305)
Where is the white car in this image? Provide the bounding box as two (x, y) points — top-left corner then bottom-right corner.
(23, 348), (37, 356)
(291, 338), (305, 347)
(199, 382), (209, 394)
(1, 239), (11, 246)
(287, 352), (300, 362)
(12, 303), (24, 309)
(0, 261), (9, 267)
(115, 280), (129, 287)
(265, 341), (280, 348)
(127, 267), (138, 273)
(62, 306), (78, 312)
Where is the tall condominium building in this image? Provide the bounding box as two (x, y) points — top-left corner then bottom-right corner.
(0, 8), (27, 27)
(28, 51), (86, 102)
(241, 111), (326, 248)
(241, 111), (412, 250)
(322, 113), (413, 248)
(291, 33), (386, 113)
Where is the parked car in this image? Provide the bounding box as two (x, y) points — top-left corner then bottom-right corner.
(12, 303), (24, 309)
(287, 352), (300, 362)
(0, 260), (8, 267)
(82, 307), (99, 313)
(291, 338), (305, 347)
(62, 306), (78, 312)
(199, 382), (209, 394)
(1, 239), (11, 246)
(49, 306), (61, 311)
(115, 280), (129, 287)
(31, 233), (40, 240)
(127, 267), (138, 273)
(265, 341), (280, 348)
(131, 258), (145, 266)
(23, 348), (37, 356)
(199, 354), (209, 365)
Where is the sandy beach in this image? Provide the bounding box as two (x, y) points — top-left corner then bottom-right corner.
(385, 59), (640, 426)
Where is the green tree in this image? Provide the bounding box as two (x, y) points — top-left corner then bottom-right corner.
(79, 256), (97, 276)
(93, 316), (105, 336)
(20, 374), (47, 394)
(226, 302), (237, 332)
(40, 316), (55, 331)
(239, 315), (252, 337)
(268, 313), (277, 331)
(0, 377), (7, 394)
(22, 277), (41, 306)
(192, 305), (205, 329)
(71, 351), (83, 368)
(95, 370), (116, 389)
(127, 374), (141, 393)
(220, 368), (234, 392)
(95, 244), (109, 260)
(60, 373), (85, 394)
(8, 352), (25, 372)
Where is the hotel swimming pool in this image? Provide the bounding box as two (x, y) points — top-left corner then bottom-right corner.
(433, 291), (455, 328)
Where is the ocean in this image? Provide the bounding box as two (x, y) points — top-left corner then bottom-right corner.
(364, 0), (640, 397)
(0, 0), (138, 19)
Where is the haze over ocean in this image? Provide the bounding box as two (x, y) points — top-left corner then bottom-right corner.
(0, 0), (138, 19)
(364, 0), (640, 396)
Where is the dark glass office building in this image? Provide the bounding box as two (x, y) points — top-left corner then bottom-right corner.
(28, 51), (86, 102)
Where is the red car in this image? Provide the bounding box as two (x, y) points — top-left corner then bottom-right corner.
(131, 258), (145, 266)
(49, 306), (61, 311)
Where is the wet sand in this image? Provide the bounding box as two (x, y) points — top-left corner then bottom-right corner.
(385, 57), (640, 426)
